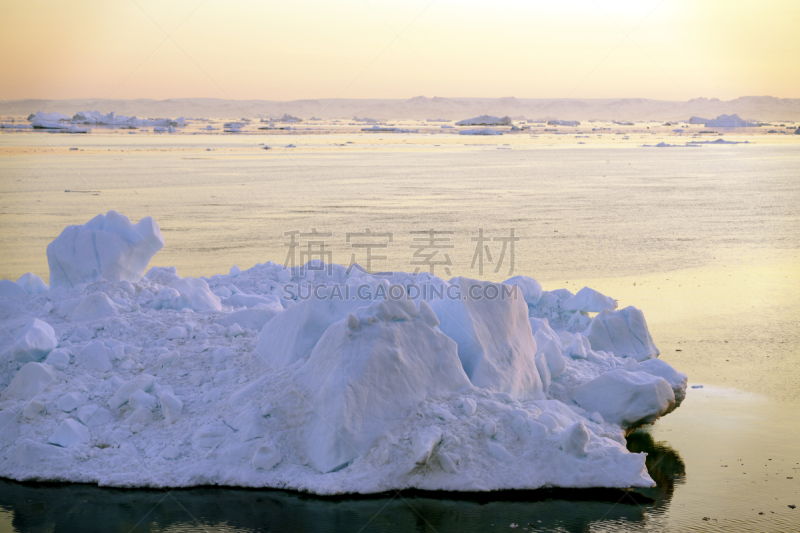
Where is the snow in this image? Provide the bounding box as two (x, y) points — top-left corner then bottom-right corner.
(47, 210), (164, 289)
(0, 213), (687, 494)
(456, 115), (512, 126)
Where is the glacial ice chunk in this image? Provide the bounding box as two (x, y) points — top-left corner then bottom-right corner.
(255, 293), (366, 369)
(295, 294), (470, 473)
(572, 369), (675, 429)
(76, 340), (113, 372)
(151, 278), (221, 312)
(429, 277), (543, 399)
(583, 307), (659, 361)
(12, 318), (57, 363)
(2, 362), (57, 401)
(47, 211), (164, 289)
(67, 292), (118, 322)
(16, 273), (49, 294)
(563, 287), (617, 313)
(49, 419), (90, 448)
(503, 276), (543, 307)
(0, 279), (27, 298)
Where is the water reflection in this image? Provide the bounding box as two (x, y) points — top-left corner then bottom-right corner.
(0, 432), (684, 533)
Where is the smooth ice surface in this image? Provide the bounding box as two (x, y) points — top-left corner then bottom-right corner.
(0, 214), (687, 494)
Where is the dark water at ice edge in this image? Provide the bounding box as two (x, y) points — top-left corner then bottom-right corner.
(1, 388), (798, 533)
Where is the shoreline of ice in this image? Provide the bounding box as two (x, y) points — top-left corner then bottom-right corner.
(0, 212), (687, 494)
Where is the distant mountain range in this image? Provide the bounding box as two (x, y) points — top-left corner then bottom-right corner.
(2, 95), (799, 122)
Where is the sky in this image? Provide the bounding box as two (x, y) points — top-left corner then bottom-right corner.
(0, 0), (798, 102)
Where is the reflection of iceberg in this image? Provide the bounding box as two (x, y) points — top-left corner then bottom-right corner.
(626, 430), (686, 504)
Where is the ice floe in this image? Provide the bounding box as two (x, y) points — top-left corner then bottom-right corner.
(0, 213), (686, 494)
(456, 115), (512, 126)
(459, 128), (503, 136)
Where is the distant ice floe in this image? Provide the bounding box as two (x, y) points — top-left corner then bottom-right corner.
(459, 128), (503, 136)
(688, 114), (759, 128)
(640, 142), (700, 148)
(547, 120), (580, 127)
(687, 138), (749, 145)
(456, 115), (512, 126)
(26, 111), (186, 132)
(224, 122), (245, 133)
(361, 126), (416, 133)
(0, 211), (687, 495)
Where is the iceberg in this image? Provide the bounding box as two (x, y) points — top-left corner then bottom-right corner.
(459, 128), (503, 136)
(701, 114), (758, 127)
(0, 213), (686, 494)
(456, 115), (512, 126)
(46, 210), (164, 289)
(547, 120), (580, 126)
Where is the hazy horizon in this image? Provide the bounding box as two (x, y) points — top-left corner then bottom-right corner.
(2, 0), (798, 103)
(4, 94), (800, 121)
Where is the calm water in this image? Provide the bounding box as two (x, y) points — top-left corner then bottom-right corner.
(1, 132), (799, 531)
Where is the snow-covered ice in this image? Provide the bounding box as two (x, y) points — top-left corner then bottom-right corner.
(0, 213), (687, 494)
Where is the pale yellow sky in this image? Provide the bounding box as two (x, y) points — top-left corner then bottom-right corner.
(0, 0), (798, 102)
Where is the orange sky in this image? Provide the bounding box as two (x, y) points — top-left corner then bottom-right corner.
(1, 0), (798, 102)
